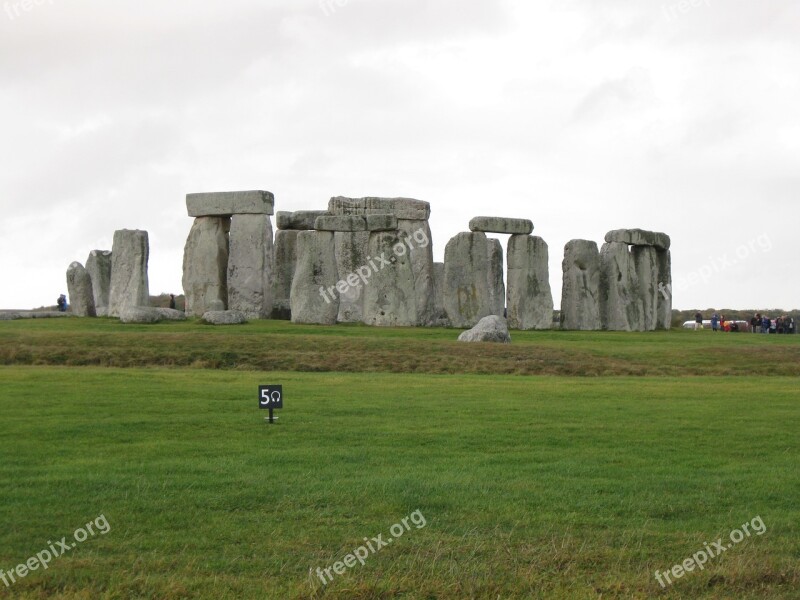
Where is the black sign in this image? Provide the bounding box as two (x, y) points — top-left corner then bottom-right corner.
(259, 385), (283, 409)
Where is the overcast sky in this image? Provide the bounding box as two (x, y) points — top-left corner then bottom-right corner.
(1, 0), (798, 311)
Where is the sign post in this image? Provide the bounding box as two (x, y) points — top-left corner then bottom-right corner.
(259, 385), (283, 424)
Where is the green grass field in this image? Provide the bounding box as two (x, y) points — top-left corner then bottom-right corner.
(0, 320), (798, 599)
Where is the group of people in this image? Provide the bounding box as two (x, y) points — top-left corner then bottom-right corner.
(693, 311), (796, 333)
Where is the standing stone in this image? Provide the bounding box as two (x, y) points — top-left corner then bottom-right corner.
(182, 217), (229, 317)
(632, 245), (659, 331)
(109, 229), (150, 318)
(487, 238), (505, 317)
(271, 230), (299, 320)
(66, 262), (96, 317)
(599, 242), (643, 331)
(397, 219), (435, 326)
(432, 262), (447, 324)
(363, 231), (417, 326)
(334, 231), (370, 323)
(506, 235), (553, 330)
(85, 250), (112, 315)
(656, 249), (672, 330)
(290, 231), (339, 325)
(560, 240), (601, 331)
(443, 232), (492, 329)
(227, 214), (273, 319)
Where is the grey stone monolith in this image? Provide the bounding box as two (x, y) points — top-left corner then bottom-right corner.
(656, 249), (672, 330)
(109, 229), (150, 318)
(334, 231), (370, 323)
(599, 242), (643, 331)
(290, 231), (339, 325)
(202, 310), (247, 325)
(271, 230), (299, 320)
(632, 245), (659, 331)
(469, 217), (534, 235)
(560, 240), (601, 331)
(432, 262), (447, 325)
(397, 219), (435, 326)
(506, 235), (553, 330)
(487, 238), (505, 317)
(182, 217), (229, 317)
(444, 232), (492, 329)
(85, 250), (112, 313)
(363, 230), (418, 326)
(119, 306), (161, 324)
(186, 190), (274, 217)
(227, 214), (273, 319)
(66, 262), (96, 317)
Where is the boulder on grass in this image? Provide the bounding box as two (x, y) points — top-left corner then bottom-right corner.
(155, 308), (187, 321)
(202, 310), (247, 325)
(119, 307), (162, 324)
(457, 315), (511, 343)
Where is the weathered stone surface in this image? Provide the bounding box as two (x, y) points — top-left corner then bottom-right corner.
(333, 231), (370, 323)
(227, 214), (273, 319)
(85, 250), (112, 310)
(182, 217), (229, 317)
(656, 249), (672, 330)
(202, 310), (247, 325)
(290, 231), (339, 325)
(397, 219), (435, 326)
(362, 231), (418, 326)
(506, 235), (553, 330)
(155, 308), (186, 321)
(443, 232), (492, 329)
(109, 229), (150, 318)
(486, 238), (506, 317)
(328, 197), (431, 220)
(366, 214), (398, 231)
(457, 315), (511, 343)
(314, 215), (367, 232)
(605, 229), (670, 250)
(599, 242), (643, 331)
(632, 245), (659, 331)
(271, 230), (299, 320)
(186, 191), (274, 217)
(560, 240), (601, 331)
(119, 306), (161, 324)
(276, 210), (328, 230)
(469, 216), (534, 235)
(66, 262), (96, 317)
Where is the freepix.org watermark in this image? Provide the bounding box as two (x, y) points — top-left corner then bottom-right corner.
(654, 515), (766, 588)
(3, 0), (54, 21)
(318, 228), (430, 304)
(0, 514), (111, 588)
(314, 509), (427, 586)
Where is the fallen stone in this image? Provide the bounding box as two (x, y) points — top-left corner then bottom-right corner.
(155, 308), (187, 321)
(599, 242), (643, 331)
(314, 215), (367, 232)
(182, 217), (229, 317)
(119, 306), (162, 324)
(186, 191), (274, 217)
(271, 230), (299, 320)
(276, 210), (328, 230)
(290, 231), (339, 325)
(443, 232), (492, 329)
(469, 216), (534, 235)
(66, 262), (96, 317)
(109, 230), (150, 318)
(363, 230), (418, 326)
(328, 197), (431, 220)
(457, 315), (511, 343)
(365, 214), (398, 231)
(506, 235), (553, 330)
(85, 250), (112, 310)
(560, 240), (601, 331)
(202, 310), (247, 325)
(605, 229), (671, 250)
(227, 214), (273, 319)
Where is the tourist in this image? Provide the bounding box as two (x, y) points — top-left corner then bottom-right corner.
(56, 294), (67, 312)
(169, 294), (176, 310)
(762, 315), (771, 334)
(788, 317), (796, 335)
(711, 312), (719, 332)
(694, 311), (703, 331)
(751, 314), (760, 333)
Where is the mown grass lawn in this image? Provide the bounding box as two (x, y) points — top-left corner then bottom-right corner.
(0, 366), (798, 599)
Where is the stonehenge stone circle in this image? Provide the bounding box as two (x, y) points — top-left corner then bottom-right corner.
(599, 241), (643, 331)
(186, 190), (274, 217)
(605, 229), (670, 251)
(182, 217), (230, 317)
(487, 238), (506, 317)
(506, 235), (553, 330)
(276, 210), (328, 230)
(290, 230), (339, 325)
(560, 240), (601, 331)
(469, 216), (534, 236)
(85, 250), (112, 314)
(443, 232), (492, 329)
(66, 262), (96, 317)
(109, 229), (150, 318)
(227, 214), (274, 319)
(457, 315), (511, 343)
(363, 230), (418, 327)
(271, 230), (299, 320)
